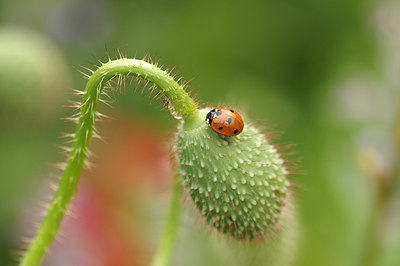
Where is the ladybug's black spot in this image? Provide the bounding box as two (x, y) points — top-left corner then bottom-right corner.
(230, 109), (234, 113)
(227, 118), (232, 124)
(233, 129), (239, 134)
(216, 110), (223, 116)
(219, 126), (223, 130)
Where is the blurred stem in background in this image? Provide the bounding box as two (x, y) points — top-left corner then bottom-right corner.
(151, 176), (182, 266)
(392, 97), (400, 197)
(361, 84), (400, 266)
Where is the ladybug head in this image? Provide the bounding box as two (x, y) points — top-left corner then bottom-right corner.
(205, 108), (215, 125)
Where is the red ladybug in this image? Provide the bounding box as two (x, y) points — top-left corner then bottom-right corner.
(206, 107), (244, 136)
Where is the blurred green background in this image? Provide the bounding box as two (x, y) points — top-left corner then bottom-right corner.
(1, 0), (400, 265)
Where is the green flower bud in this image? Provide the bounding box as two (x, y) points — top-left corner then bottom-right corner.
(176, 108), (289, 240)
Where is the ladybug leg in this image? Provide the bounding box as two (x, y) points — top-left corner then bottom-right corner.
(222, 135), (232, 145)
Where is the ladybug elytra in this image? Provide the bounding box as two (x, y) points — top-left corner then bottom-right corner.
(206, 107), (244, 136)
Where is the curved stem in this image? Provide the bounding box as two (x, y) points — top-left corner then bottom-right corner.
(20, 58), (196, 266)
(151, 176), (182, 266)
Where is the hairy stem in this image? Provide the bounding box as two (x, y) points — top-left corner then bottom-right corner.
(21, 58), (196, 266)
(151, 176), (182, 266)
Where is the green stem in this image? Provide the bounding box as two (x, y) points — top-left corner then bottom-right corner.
(20, 58), (196, 266)
(151, 176), (182, 266)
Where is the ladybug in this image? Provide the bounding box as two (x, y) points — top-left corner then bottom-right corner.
(206, 107), (244, 136)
